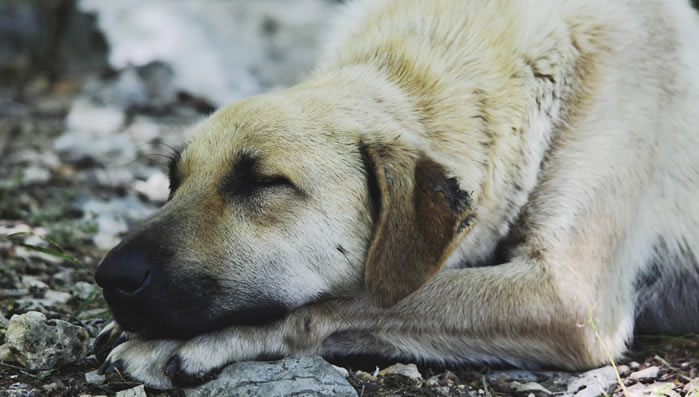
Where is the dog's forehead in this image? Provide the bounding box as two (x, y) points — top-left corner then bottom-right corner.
(180, 98), (343, 184)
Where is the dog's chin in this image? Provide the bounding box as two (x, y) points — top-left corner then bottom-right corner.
(109, 302), (290, 340)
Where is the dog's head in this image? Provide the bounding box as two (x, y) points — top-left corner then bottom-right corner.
(95, 88), (474, 338)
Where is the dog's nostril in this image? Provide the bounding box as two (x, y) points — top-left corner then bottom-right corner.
(113, 270), (151, 296)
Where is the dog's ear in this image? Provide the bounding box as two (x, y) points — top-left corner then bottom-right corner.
(361, 142), (475, 307)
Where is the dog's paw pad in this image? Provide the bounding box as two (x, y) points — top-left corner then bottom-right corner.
(165, 354), (222, 386)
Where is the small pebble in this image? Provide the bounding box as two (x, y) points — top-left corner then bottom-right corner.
(426, 375), (440, 386)
(355, 370), (377, 382)
(379, 363), (422, 380)
(616, 364), (630, 376)
(116, 385), (147, 397)
(629, 361), (641, 369)
(435, 386), (451, 395)
(42, 382), (61, 393)
(85, 370), (106, 385)
(72, 281), (96, 300)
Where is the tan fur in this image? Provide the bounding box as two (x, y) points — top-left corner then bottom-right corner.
(94, 0), (699, 387)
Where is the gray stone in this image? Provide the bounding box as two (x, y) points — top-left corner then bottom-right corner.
(115, 385), (147, 397)
(20, 166), (51, 185)
(617, 364), (630, 376)
(132, 171), (169, 203)
(0, 310), (8, 327)
(629, 366), (659, 382)
(54, 131), (134, 165)
(20, 275), (48, 290)
(5, 311), (89, 371)
(80, 195), (157, 250)
(86, 63), (178, 110)
(72, 281), (97, 300)
(184, 356), (358, 397)
(65, 98), (126, 135)
(15, 290), (73, 312)
(435, 386), (452, 395)
(85, 370), (106, 385)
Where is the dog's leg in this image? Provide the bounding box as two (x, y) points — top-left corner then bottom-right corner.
(98, 243), (634, 387)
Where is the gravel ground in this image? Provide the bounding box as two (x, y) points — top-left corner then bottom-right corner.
(0, 1), (697, 396)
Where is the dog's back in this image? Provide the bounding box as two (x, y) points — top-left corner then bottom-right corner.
(319, 0), (699, 332)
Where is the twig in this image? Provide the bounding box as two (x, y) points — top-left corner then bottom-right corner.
(481, 374), (492, 397)
(654, 354), (692, 382)
(0, 361), (38, 378)
(588, 308), (630, 397)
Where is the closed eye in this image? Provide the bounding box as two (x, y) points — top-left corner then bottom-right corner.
(219, 152), (303, 198)
(221, 174), (298, 197)
(166, 146), (183, 200)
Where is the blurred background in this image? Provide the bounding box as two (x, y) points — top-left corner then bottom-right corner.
(0, 1), (342, 392)
(0, 0), (342, 252)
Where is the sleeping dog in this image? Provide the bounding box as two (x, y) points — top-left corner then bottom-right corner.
(94, 0), (699, 387)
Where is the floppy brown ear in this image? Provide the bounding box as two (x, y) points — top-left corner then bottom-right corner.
(361, 143), (476, 307)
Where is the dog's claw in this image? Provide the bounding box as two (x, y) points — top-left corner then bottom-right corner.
(113, 335), (128, 348)
(98, 358), (123, 375)
(104, 359), (124, 375)
(93, 321), (124, 364)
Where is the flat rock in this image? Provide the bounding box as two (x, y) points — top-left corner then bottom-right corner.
(5, 311), (89, 371)
(629, 366), (659, 382)
(183, 356), (357, 397)
(567, 366), (617, 397)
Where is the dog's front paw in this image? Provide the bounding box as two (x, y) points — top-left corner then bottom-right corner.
(93, 324), (272, 388)
(98, 335), (185, 388)
(161, 328), (278, 386)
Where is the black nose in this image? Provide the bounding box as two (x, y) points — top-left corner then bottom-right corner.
(95, 242), (154, 301)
